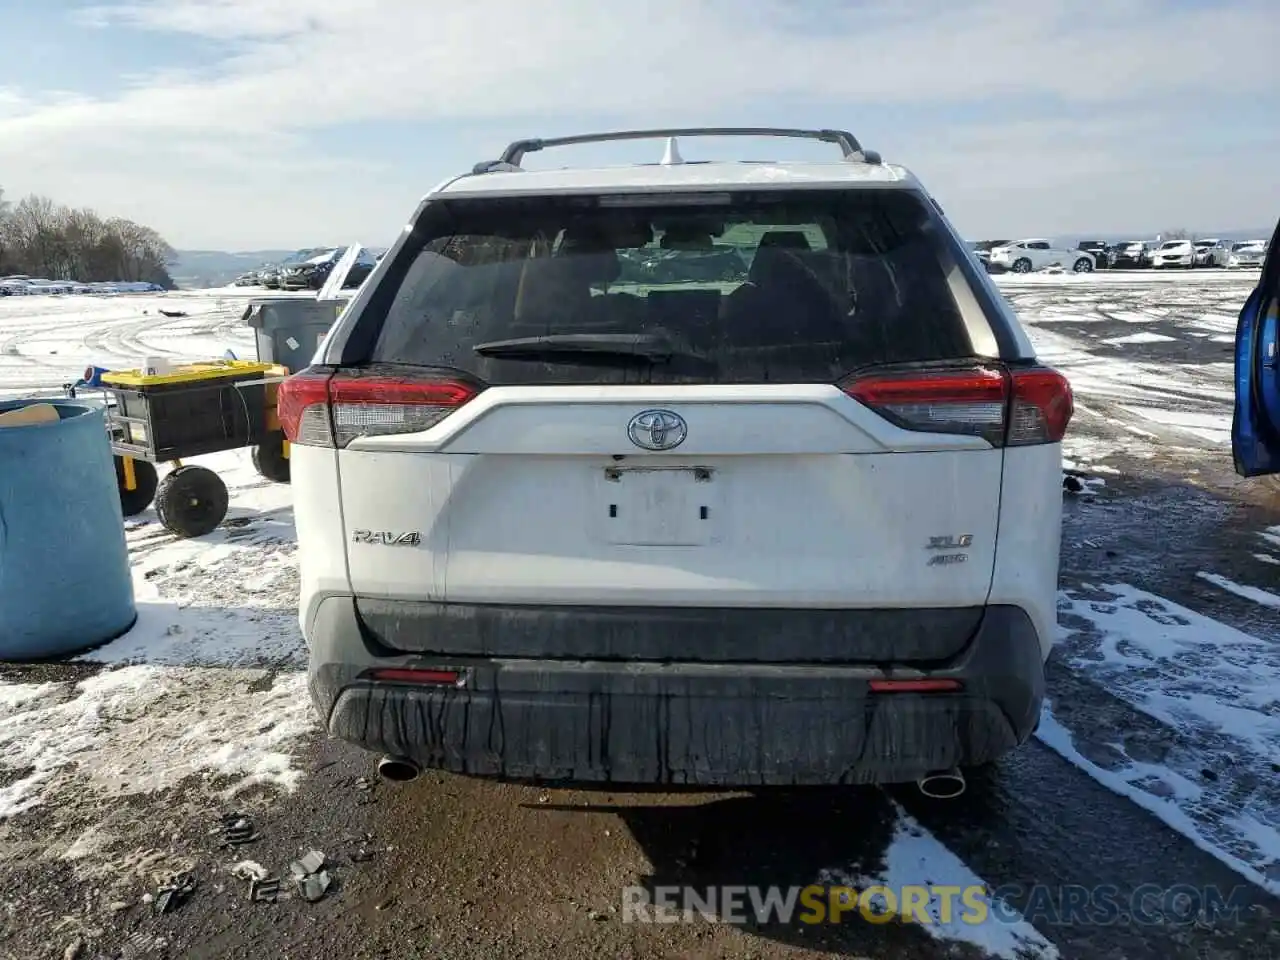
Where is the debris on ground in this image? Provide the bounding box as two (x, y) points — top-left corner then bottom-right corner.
(158, 309), (188, 318)
(231, 860), (269, 882)
(154, 872), (197, 914)
(249, 877), (281, 903)
(296, 870), (332, 903)
(220, 813), (259, 846)
(63, 938), (85, 960)
(1063, 469), (1107, 497)
(288, 849), (332, 902)
(289, 850), (325, 878)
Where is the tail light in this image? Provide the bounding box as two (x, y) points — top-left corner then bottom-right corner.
(841, 365), (1072, 447)
(278, 367), (483, 448)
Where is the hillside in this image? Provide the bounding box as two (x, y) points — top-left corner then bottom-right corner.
(168, 249), (298, 288)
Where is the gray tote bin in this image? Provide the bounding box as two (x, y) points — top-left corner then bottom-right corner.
(243, 298), (341, 373)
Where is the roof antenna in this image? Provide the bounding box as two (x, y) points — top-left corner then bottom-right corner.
(660, 136), (684, 165)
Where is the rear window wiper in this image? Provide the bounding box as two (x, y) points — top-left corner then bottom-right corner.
(472, 333), (710, 368)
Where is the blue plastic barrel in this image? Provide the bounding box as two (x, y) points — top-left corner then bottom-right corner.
(0, 398), (136, 659)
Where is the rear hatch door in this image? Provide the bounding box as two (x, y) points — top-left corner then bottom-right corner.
(310, 188), (1060, 663)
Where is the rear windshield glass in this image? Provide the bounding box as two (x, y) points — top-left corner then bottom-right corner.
(361, 190), (978, 385)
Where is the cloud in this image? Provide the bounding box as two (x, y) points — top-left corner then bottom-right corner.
(1, 0), (1277, 247)
(45, 0), (1280, 128)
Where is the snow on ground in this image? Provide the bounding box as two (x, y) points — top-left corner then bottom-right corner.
(1045, 583), (1280, 893)
(0, 288), (280, 400)
(1195, 571), (1280, 609)
(993, 270), (1254, 452)
(820, 807), (1060, 959)
(0, 447), (307, 821)
(0, 291), (311, 896)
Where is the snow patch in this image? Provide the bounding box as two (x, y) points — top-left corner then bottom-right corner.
(1053, 585), (1280, 893)
(1113, 405), (1231, 446)
(1102, 331), (1177, 345)
(0, 666), (312, 819)
(820, 806), (1060, 958)
(1196, 572), (1280, 609)
(1037, 706), (1278, 896)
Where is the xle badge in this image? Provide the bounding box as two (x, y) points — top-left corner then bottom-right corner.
(926, 533), (971, 566)
(351, 530), (421, 546)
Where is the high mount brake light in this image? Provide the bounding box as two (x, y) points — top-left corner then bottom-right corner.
(841, 366), (1072, 446)
(277, 369), (482, 448)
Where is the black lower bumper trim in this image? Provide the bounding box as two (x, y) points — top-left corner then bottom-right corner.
(308, 597), (1045, 787)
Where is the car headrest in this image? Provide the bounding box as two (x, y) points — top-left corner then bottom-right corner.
(756, 230), (812, 250)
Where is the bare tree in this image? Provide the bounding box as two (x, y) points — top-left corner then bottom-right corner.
(0, 187), (9, 273)
(0, 190), (175, 287)
(1162, 228), (1190, 241)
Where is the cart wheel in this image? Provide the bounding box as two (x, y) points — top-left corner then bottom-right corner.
(252, 430), (291, 484)
(114, 456), (158, 517)
(155, 465), (229, 538)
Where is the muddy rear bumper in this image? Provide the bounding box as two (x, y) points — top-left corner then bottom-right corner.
(306, 597), (1045, 787)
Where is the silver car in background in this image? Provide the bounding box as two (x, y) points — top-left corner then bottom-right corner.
(1228, 241), (1267, 269)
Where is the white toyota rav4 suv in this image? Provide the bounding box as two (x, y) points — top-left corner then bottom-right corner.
(279, 127), (1072, 794)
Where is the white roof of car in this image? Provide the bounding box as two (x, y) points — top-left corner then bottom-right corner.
(433, 160), (914, 200)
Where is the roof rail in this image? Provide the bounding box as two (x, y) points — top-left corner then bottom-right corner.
(472, 127), (881, 173)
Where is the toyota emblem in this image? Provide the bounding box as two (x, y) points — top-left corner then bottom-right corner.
(626, 409), (687, 451)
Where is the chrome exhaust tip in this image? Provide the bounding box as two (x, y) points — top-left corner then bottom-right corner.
(376, 756), (421, 783)
(917, 767), (966, 799)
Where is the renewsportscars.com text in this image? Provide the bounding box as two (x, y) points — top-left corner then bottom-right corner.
(621, 883), (1254, 927)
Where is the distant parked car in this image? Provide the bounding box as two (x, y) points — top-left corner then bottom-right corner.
(1193, 239), (1230, 268)
(281, 249), (343, 290)
(987, 239), (1095, 273)
(282, 247), (379, 290)
(1111, 241), (1154, 269)
(1075, 240), (1112, 269)
(965, 241), (993, 270)
(1228, 241), (1267, 269)
(1151, 240), (1196, 269)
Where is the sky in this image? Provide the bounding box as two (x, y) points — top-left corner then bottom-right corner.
(0, 0), (1277, 251)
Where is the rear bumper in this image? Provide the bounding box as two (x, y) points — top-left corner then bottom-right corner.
(307, 598), (1046, 787)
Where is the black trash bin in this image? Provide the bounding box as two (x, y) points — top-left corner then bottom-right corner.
(243, 298), (341, 374)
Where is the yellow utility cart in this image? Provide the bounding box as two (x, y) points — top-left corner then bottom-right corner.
(99, 359), (291, 538)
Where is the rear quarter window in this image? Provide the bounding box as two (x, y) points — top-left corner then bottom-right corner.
(354, 189), (982, 385)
